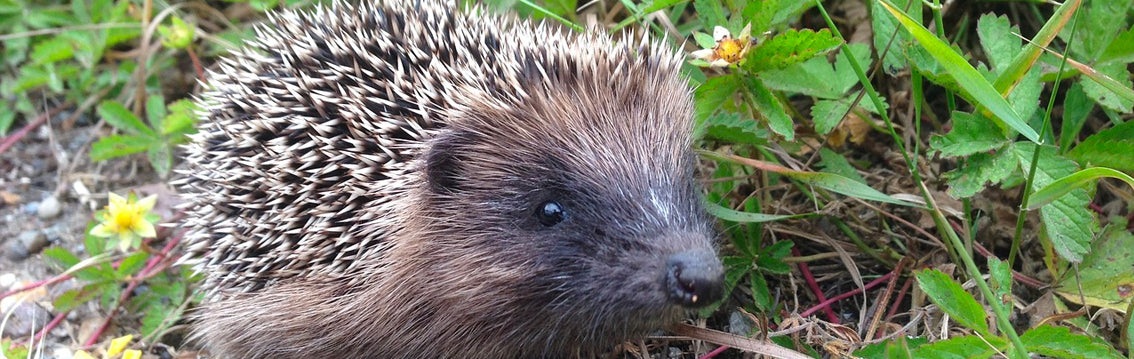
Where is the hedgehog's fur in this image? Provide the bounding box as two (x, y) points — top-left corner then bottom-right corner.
(178, 0), (722, 358)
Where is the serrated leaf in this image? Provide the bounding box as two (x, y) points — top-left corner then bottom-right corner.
(1014, 143), (1097, 263)
(854, 336), (928, 359)
(1098, 26), (1134, 65)
(910, 335), (1004, 359)
(761, 43), (871, 99)
(115, 252), (149, 278)
(31, 37), (74, 65)
(693, 0), (725, 28)
(704, 112), (769, 145)
(870, 0), (916, 74)
(943, 149), (1016, 198)
(1062, 0), (1131, 61)
(747, 77), (793, 140)
(91, 134), (152, 161)
(811, 99), (848, 135)
(1021, 325), (1125, 359)
(977, 14), (1020, 72)
(163, 99), (198, 137)
(744, 28), (841, 72)
(878, 0), (1039, 143)
(1054, 218), (1134, 312)
(42, 246), (80, 268)
(694, 75), (741, 131)
(755, 240), (792, 274)
(930, 112), (1010, 157)
(915, 270), (990, 335)
(97, 100), (154, 136)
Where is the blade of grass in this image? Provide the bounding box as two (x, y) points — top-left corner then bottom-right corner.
(877, 0), (1039, 143)
(516, 0), (584, 32)
(1026, 167), (1134, 210)
(992, 0), (1082, 95)
(703, 200), (814, 222)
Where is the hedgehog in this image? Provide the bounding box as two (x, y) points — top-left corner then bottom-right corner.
(176, 0), (724, 358)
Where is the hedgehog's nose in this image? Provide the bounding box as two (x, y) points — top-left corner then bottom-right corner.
(665, 249), (724, 307)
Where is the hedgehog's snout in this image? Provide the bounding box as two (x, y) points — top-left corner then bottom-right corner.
(664, 248), (724, 308)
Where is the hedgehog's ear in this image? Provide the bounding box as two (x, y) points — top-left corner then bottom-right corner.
(424, 132), (466, 194)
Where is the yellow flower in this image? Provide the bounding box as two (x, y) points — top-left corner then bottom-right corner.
(106, 334), (133, 357)
(122, 349), (142, 359)
(691, 24), (755, 67)
(90, 192), (157, 251)
(73, 350), (96, 359)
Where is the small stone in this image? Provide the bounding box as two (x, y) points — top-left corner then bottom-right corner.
(728, 310), (754, 336)
(5, 240), (29, 261)
(20, 230), (50, 255)
(37, 195), (62, 219)
(0, 298), (50, 338)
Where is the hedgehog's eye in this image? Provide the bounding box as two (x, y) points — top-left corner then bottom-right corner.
(536, 200), (566, 227)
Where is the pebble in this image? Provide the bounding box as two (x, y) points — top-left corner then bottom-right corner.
(0, 297), (50, 338)
(37, 195), (62, 219)
(728, 310), (754, 336)
(5, 230), (48, 261)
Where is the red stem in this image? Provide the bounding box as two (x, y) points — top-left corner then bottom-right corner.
(82, 234), (182, 347)
(799, 271), (896, 318)
(792, 247), (839, 323)
(0, 103), (68, 155)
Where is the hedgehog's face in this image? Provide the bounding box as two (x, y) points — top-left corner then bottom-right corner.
(419, 77), (724, 350)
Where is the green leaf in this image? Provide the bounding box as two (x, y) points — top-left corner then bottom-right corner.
(703, 112), (770, 146)
(1027, 167), (1134, 210)
(1059, 83), (1093, 152)
(977, 14), (1020, 72)
(760, 43), (871, 99)
(1021, 325), (1125, 359)
(747, 77), (793, 140)
(91, 134), (152, 161)
(930, 112), (1011, 157)
(744, 28), (842, 72)
(1078, 62), (1134, 113)
(163, 99), (198, 137)
(115, 251), (149, 278)
(148, 142), (173, 177)
(816, 148), (866, 184)
(693, 31), (716, 49)
(943, 149), (1016, 198)
(910, 335), (1004, 359)
(870, 0), (916, 74)
(30, 37), (75, 65)
(755, 240), (792, 274)
(1098, 26), (1134, 65)
(987, 258), (1011, 305)
(792, 170), (915, 206)
(854, 336), (928, 359)
(877, 0), (1039, 143)
(146, 95), (167, 132)
(1013, 143), (1098, 263)
(810, 99), (848, 135)
(1053, 218), (1134, 313)
(694, 75), (741, 132)
(693, 0), (726, 28)
(97, 100), (154, 136)
(42, 246), (80, 268)
(703, 199), (805, 223)
(915, 269), (989, 335)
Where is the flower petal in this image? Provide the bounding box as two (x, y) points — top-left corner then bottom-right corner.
(107, 192), (126, 208)
(107, 335), (133, 357)
(712, 25), (731, 41)
(691, 49), (716, 61)
(135, 194), (157, 213)
(709, 59), (732, 68)
(90, 223), (114, 238)
(133, 220), (157, 239)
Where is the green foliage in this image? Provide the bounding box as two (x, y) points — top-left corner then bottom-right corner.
(91, 98), (198, 177)
(1068, 121), (1134, 171)
(916, 269), (990, 335)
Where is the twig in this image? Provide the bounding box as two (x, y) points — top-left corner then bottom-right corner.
(0, 103), (69, 155)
